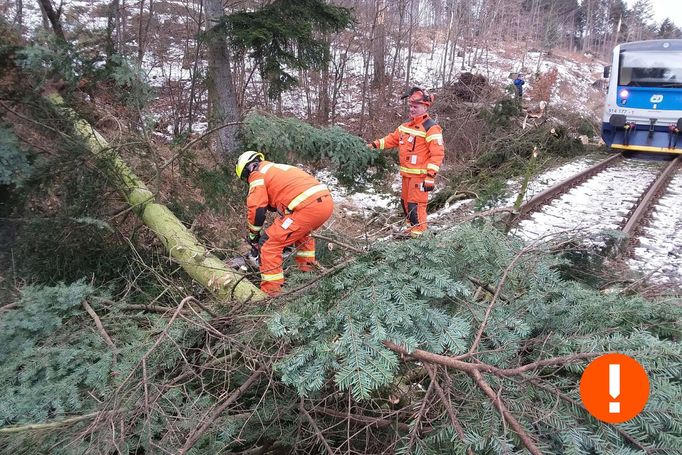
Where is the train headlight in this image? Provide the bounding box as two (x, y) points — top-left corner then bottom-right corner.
(619, 89), (629, 99)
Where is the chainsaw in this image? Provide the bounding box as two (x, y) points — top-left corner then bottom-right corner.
(226, 243), (297, 271)
(226, 244), (260, 271)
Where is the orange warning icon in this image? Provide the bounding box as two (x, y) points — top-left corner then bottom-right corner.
(579, 353), (649, 423)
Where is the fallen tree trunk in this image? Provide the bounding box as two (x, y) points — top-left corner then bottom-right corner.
(46, 92), (265, 304)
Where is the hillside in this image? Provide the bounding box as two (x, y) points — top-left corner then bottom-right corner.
(1, 1), (681, 454)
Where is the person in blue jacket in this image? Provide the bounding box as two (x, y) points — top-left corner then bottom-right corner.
(513, 73), (525, 99)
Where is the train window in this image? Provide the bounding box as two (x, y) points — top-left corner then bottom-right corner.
(619, 51), (682, 87)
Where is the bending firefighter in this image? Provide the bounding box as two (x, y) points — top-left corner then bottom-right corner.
(236, 151), (334, 296)
(369, 86), (445, 237)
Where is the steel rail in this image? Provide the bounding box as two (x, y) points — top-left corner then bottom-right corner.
(515, 153), (623, 217)
(621, 156), (681, 237)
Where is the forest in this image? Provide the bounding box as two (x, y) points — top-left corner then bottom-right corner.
(0, 0), (681, 453)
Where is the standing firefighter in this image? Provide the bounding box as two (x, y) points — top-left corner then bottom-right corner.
(369, 86), (445, 237)
(235, 151), (334, 296)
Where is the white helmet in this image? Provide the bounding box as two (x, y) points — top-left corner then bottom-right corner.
(235, 151), (264, 179)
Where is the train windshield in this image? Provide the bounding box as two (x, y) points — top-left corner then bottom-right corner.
(619, 50), (682, 87)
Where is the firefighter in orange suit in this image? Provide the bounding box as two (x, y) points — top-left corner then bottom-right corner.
(370, 86), (445, 237)
(235, 151), (334, 296)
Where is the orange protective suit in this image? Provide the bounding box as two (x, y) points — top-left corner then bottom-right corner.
(373, 113), (445, 236)
(246, 161), (333, 295)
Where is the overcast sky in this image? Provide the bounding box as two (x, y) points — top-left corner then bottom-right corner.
(626, 0), (682, 27)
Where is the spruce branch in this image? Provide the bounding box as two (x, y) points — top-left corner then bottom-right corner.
(467, 276), (510, 303)
(384, 341), (600, 378)
(178, 368), (266, 455)
(526, 376), (652, 453)
(159, 121), (244, 172)
(82, 300), (116, 353)
(299, 399), (335, 455)
(384, 342), (615, 454)
(0, 99), (69, 139)
(469, 369), (542, 455)
(113, 295), (196, 393)
(0, 411), (115, 434)
(274, 257), (357, 299)
(0, 303), (18, 312)
(313, 407), (411, 432)
(424, 364), (473, 455)
(312, 232), (366, 254)
(119, 303), (194, 314)
(405, 379), (435, 454)
(469, 244), (535, 354)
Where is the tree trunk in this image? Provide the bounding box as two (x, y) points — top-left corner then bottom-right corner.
(330, 36), (352, 125)
(137, 0), (154, 63)
(406, 0), (414, 84)
(118, 0), (125, 52)
(372, 0), (386, 88)
(105, 0), (120, 58)
(14, 0), (23, 29)
(441, 2), (454, 87)
(187, 0), (204, 134)
(359, 47), (371, 133)
(205, 0), (240, 157)
(37, 0), (65, 40)
(301, 69), (312, 120)
(45, 92), (265, 305)
(387, 0), (406, 101)
(318, 38), (331, 125)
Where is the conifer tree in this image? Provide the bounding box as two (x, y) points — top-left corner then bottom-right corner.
(221, 0), (353, 100)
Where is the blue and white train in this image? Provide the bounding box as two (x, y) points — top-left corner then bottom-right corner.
(602, 39), (682, 154)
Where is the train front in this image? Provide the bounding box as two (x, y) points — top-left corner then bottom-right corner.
(602, 39), (682, 154)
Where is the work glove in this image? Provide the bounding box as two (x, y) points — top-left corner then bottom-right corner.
(245, 233), (261, 266)
(423, 174), (436, 192)
(247, 231), (260, 246)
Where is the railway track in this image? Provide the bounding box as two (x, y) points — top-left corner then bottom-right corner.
(507, 153), (682, 285)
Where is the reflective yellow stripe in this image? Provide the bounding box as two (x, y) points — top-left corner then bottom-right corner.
(425, 133), (442, 142)
(260, 163), (274, 174)
(296, 250), (315, 258)
(248, 223), (262, 232)
(287, 184), (328, 211)
(249, 178), (265, 189)
(399, 126), (426, 137)
(410, 230), (425, 237)
(426, 163), (440, 172)
(611, 144), (681, 153)
(261, 272), (284, 282)
(379, 138), (385, 149)
(399, 166), (427, 175)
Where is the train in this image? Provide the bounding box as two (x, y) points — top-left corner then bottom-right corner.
(602, 39), (682, 154)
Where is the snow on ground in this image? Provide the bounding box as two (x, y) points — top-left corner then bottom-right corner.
(629, 171), (682, 285)
(499, 155), (603, 208)
(510, 159), (663, 245)
(315, 170), (399, 217)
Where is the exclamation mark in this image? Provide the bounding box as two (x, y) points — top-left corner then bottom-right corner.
(609, 364), (620, 413)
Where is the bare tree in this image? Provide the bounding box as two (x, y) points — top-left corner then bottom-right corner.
(204, 0), (240, 156)
(14, 0), (23, 29)
(137, 0), (154, 63)
(317, 36), (331, 125)
(372, 0), (387, 88)
(187, 0), (205, 133)
(36, 0), (65, 40)
(105, 0), (120, 58)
